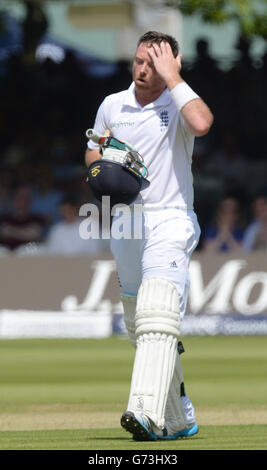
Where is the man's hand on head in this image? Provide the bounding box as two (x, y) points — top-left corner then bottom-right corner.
(147, 41), (183, 90)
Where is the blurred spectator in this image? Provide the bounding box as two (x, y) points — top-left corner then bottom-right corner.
(22, 0), (48, 63)
(44, 195), (109, 255)
(30, 165), (64, 225)
(203, 132), (249, 192)
(230, 35), (255, 79)
(0, 185), (47, 251)
(106, 59), (132, 94)
(189, 38), (220, 82)
(183, 38), (221, 112)
(202, 196), (245, 253)
(226, 35), (262, 156)
(0, 168), (14, 216)
(243, 193), (267, 252)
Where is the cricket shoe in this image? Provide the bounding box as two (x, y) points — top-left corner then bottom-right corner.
(120, 411), (164, 441)
(120, 411), (199, 441)
(156, 423), (199, 441)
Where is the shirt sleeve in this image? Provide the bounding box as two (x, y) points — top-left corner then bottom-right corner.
(87, 98), (110, 150)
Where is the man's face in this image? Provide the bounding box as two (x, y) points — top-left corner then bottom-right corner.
(132, 42), (166, 94)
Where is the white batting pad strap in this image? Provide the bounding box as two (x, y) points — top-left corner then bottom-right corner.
(135, 277), (180, 338)
(127, 332), (178, 428)
(165, 352), (187, 432)
(121, 294), (137, 348)
(170, 82), (199, 111)
(165, 353), (196, 432)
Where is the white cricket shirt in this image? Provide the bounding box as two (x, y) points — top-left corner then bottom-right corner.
(87, 82), (195, 210)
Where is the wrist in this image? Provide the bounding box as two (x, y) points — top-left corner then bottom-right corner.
(165, 73), (184, 91)
(170, 82), (199, 111)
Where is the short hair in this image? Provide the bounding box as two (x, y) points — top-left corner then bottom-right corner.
(137, 31), (179, 58)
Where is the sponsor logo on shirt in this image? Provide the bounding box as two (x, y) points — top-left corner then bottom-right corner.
(110, 120), (135, 128)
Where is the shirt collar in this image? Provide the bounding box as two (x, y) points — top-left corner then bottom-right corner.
(122, 82), (172, 109)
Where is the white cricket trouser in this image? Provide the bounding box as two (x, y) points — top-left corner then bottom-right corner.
(110, 206), (200, 318)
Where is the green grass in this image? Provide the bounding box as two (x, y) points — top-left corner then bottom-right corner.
(0, 336), (266, 450)
(0, 425), (267, 450)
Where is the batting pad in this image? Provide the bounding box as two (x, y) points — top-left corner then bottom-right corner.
(121, 293), (137, 348)
(135, 277), (181, 338)
(127, 277), (180, 429)
(165, 352), (196, 432)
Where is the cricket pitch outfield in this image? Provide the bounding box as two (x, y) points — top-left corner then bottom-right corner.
(0, 336), (266, 450)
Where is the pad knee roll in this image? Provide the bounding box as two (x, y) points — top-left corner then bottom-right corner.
(135, 277), (180, 339)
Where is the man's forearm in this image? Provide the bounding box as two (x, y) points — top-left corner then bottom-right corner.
(181, 95), (214, 136)
(85, 148), (102, 167)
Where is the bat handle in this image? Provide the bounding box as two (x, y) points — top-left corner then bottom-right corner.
(86, 128), (105, 144)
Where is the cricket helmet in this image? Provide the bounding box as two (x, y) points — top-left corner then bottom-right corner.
(86, 132), (150, 206)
